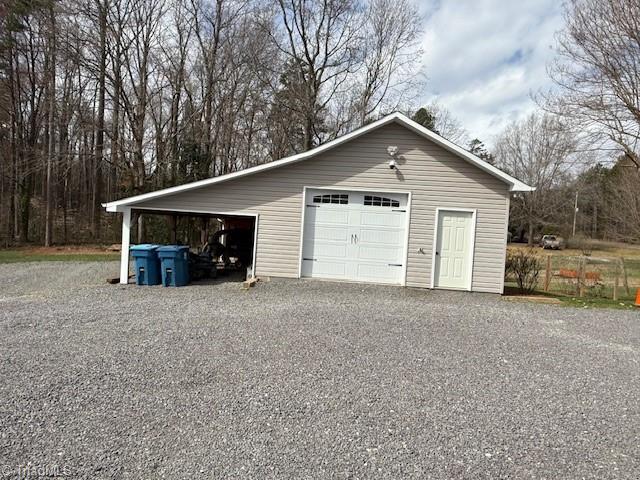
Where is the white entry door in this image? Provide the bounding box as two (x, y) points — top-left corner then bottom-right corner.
(434, 210), (475, 290)
(301, 189), (408, 284)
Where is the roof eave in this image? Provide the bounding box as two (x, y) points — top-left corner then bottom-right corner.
(510, 185), (536, 192)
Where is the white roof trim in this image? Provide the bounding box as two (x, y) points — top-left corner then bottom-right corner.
(104, 112), (533, 212)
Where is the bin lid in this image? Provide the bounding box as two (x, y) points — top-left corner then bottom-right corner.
(156, 245), (190, 253)
(130, 244), (160, 251)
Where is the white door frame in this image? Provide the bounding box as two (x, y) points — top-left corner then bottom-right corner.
(119, 206), (259, 282)
(430, 207), (477, 291)
(298, 186), (412, 286)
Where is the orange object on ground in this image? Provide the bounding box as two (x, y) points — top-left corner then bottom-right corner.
(559, 269), (578, 279)
(635, 288), (640, 307)
(558, 269), (600, 282)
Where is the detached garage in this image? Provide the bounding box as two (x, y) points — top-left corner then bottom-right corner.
(104, 113), (533, 294)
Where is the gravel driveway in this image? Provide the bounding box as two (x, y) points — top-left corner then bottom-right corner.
(0, 262), (639, 479)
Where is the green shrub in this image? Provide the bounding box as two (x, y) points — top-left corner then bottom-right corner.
(506, 248), (541, 294)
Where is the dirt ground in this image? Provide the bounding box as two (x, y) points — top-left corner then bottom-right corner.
(10, 245), (120, 255)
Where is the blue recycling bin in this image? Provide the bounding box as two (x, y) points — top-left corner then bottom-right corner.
(130, 244), (161, 285)
(157, 245), (190, 287)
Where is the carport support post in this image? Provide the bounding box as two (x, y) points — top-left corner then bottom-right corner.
(120, 207), (132, 284)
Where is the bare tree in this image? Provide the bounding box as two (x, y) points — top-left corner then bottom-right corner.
(410, 101), (469, 145)
(44, 2), (56, 246)
(607, 159), (640, 241)
(92, 0), (109, 240)
(545, 0), (640, 168)
(353, 0), (422, 124)
(122, 0), (166, 192)
(495, 113), (577, 245)
(427, 102), (468, 146)
(268, 0), (362, 151)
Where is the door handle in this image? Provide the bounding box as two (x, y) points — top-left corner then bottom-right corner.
(436, 251), (439, 255)
(354, 235), (358, 244)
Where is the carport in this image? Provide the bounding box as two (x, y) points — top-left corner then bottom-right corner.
(104, 204), (258, 284)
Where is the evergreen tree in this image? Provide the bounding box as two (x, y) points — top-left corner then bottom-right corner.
(411, 107), (438, 134)
(468, 138), (495, 165)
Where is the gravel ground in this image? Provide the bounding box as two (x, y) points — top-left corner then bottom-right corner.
(0, 261), (639, 479)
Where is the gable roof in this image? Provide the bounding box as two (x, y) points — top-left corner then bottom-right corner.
(104, 112), (533, 212)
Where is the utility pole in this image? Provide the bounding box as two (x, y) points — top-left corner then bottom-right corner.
(572, 191), (579, 237)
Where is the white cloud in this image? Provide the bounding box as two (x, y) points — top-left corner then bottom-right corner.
(417, 0), (564, 146)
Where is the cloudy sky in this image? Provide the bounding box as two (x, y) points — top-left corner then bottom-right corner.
(418, 0), (565, 145)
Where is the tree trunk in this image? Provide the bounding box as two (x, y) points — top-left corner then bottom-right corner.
(111, 51), (122, 197)
(137, 214), (144, 244)
(92, 0), (108, 241)
(303, 114), (313, 151)
(10, 108), (17, 242)
(45, 5), (56, 246)
(18, 175), (33, 243)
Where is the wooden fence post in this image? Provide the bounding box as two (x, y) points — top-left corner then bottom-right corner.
(544, 255), (552, 292)
(613, 260), (619, 301)
(620, 257), (630, 296)
(578, 257), (586, 298)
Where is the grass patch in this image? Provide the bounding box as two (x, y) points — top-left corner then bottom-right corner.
(0, 248), (119, 263)
(504, 282), (638, 310)
(557, 296), (638, 311)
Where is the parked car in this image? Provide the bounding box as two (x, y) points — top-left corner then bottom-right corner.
(540, 235), (562, 250)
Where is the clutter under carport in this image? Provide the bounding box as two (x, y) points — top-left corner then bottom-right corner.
(112, 208), (256, 287)
(127, 228), (255, 287)
(129, 244), (208, 287)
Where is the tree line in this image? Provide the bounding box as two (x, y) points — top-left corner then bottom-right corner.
(0, 0), (422, 245)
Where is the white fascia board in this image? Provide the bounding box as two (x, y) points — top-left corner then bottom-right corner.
(103, 112), (534, 211)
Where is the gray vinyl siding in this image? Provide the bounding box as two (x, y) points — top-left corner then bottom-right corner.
(135, 122), (510, 293)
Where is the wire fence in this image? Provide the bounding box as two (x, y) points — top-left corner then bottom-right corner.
(536, 255), (640, 300)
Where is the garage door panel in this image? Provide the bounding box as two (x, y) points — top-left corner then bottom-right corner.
(359, 227), (404, 246)
(361, 211), (405, 227)
(306, 225), (349, 242)
(358, 245), (403, 262)
(303, 241), (348, 258)
(356, 264), (401, 282)
(307, 208), (350, 225)
(302, 260), (347, 278)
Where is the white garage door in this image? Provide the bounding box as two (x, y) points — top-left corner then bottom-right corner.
(301, 189), (408, 284)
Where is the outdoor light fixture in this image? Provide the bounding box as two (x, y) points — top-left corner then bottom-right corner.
(387, 145), (398, 169)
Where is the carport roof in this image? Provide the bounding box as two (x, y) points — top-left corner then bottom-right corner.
(104, 112), (534, 212)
